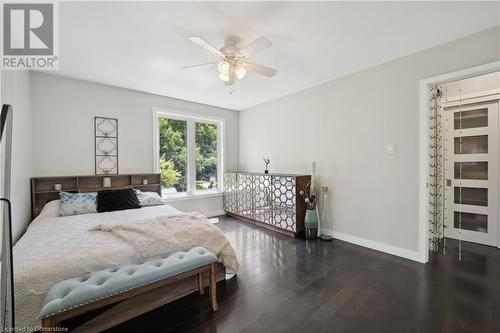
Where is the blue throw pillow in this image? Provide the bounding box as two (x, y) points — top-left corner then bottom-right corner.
(134, 189), (165, 206)
(59, 192), (97, 216)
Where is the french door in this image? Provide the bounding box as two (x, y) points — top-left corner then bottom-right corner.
(444, 100), (499, 246)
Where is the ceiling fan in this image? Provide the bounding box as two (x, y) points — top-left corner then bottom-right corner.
(183, 36), (277, 86)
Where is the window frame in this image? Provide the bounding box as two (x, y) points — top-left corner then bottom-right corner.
(152, 107), (224, 199)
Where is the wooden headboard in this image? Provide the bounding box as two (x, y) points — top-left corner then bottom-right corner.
(31, 173), (161, 220)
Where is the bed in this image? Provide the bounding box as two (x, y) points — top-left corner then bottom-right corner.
(13, 200), (238, 330)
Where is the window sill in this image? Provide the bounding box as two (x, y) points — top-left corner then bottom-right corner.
(162, 191), (223, 203)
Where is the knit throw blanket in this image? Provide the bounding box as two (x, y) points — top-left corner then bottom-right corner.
(89, 212), (239, 272)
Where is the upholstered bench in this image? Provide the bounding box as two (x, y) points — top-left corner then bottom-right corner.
(39, 247), (219, 330)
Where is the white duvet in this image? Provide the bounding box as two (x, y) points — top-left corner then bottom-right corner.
(13, 201), (237, 329)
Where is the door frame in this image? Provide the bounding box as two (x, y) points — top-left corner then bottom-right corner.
(418, 61), (500, 263)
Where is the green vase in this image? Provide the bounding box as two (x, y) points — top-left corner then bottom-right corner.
(305, 209), (318, 239)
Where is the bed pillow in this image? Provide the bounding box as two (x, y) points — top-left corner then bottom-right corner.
(134, 189), (165, 206)
(39, 200), (60, 219)
(59, 192), (97, 217)
(97, 188), (141, 213)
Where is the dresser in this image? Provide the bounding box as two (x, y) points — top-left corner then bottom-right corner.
(223, 172), (311, 237)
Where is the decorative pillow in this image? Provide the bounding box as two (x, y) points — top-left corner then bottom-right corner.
(97, 188), (141, 213)
(134, 189), (165, 206)
(59, 192), (97, 217)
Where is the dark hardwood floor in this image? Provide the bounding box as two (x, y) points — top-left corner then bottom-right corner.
(107, 216), (500, 333)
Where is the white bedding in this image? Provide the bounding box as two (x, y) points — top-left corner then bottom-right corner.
(13, 201), (237, 329)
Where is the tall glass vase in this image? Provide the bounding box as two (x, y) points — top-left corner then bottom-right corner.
(304, 162), (318, 239)
(319, 187), (333, 241)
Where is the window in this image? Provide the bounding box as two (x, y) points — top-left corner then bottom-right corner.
(154, 109), (223, 198)
(158, 118), (187, 194)
(196, 122), (218, 190)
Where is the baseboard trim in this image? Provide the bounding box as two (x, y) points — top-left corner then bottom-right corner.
(332, 231), (425, 263)
(204, 210), (226, 218)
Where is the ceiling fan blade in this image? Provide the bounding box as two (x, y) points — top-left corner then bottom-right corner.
(225, 69), (235, 86)
(182, 62), (217, 70)
(246, 63), (277, 77)
(188, 36), (223, 57)
(240, 36), (272, 56)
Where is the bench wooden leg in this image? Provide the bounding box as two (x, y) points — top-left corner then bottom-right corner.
(42, 316), (60, 331)
(209, 262), (218, 312)
(197, 271), (205, 295)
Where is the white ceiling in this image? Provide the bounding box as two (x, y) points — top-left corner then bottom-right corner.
(54, 1), (500, 110)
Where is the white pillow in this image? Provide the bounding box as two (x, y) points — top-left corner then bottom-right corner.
(134, 189), (165, 206)
(38, 200), (60, 219)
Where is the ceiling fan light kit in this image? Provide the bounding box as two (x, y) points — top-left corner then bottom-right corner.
(217, 61), (231, 75)
(234, 66), (247, 79)
(219, 72), (229, 82)
(184, 36), (277, 87)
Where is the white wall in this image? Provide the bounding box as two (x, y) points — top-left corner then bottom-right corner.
(1, 71), (33, 242)
(239, 27), (500, 260)
(31, 73), (238, 216)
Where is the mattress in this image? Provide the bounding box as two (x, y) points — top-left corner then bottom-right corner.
(12, 201), (237, 329)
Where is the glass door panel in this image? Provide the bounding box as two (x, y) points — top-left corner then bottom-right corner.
(454, 211), (488, 233)
(454, 187), (488, 206)
(454, 135), (488, 154)
(454, 108), (488, 129)
(454, 161), (488, 180)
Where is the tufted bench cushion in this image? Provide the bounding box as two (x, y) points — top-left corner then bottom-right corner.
(39, 247), (217, 319)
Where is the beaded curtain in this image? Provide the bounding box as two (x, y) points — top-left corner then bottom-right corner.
(428, 85), (445, 253)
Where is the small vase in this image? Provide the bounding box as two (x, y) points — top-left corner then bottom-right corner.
(304, 209), (318, 240)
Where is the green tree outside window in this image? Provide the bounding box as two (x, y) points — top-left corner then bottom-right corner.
(158, 117), (218, 193)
